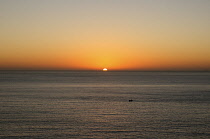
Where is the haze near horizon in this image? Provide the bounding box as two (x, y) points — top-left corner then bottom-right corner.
(0, 0), (210, 71)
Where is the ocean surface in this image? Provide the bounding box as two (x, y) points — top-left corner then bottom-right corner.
(0, 71), (210, 138)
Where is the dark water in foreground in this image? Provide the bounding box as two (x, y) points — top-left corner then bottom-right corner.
(0, 71), (210, 138)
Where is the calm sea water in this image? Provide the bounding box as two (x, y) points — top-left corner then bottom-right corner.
(0, 71), (210, 138)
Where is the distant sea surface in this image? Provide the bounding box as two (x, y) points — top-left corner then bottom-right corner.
(0, 71), (210, 138)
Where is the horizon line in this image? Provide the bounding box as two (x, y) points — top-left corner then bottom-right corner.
(0, 69), (209, 72)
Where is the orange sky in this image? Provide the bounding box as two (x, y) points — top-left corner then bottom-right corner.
(0, 0), (210, 71)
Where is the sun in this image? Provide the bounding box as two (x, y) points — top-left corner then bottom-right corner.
(103, 68), (108, 71)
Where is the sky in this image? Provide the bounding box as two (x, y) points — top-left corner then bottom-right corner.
(0, 0), (210, 71)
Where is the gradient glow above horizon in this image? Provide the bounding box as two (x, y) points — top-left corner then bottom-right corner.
(0, 0), (210, 71)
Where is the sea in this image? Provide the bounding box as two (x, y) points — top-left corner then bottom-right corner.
(0, 71), (210, 138)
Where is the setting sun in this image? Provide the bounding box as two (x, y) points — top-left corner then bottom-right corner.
(103, 68), (108, 71)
